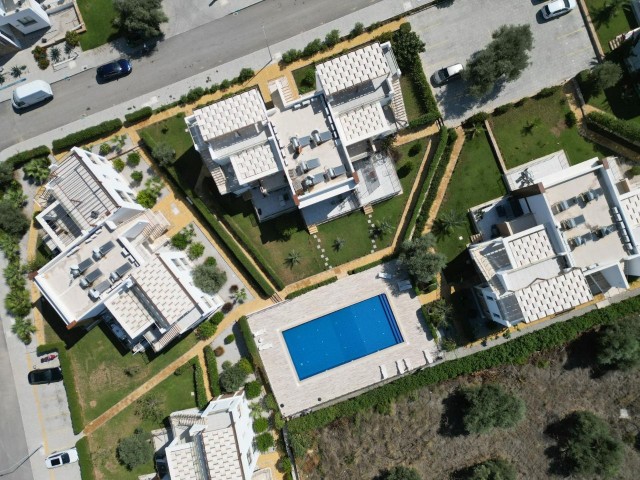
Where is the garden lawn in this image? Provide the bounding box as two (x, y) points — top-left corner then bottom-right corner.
(76, 0), (119, 50)
(86, 370), (196, 479)
(400, 75), (427, 122)
(292, 65), (317, 94)
(435, 133), (505, 262)
(44, 301), (198, 427)
(584, 0), (637, 51)
(582, 74), (640, 125)
(489, 88), (610, 168)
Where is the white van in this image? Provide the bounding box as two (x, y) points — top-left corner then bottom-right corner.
(12, 80), (53, 110)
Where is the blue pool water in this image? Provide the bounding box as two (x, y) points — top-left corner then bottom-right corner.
(283, 294), (403, 380)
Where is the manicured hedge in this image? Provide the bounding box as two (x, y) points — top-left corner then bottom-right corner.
(124, 106), (153, 124)
(285, 277), (338, 299)
(5, 145), (50, 169)
(239, 315), (262, 371)
(585, 111), (640, 147)
(414, 128), (457, 235)
(204, 346), (221, 397)
(287, 295), (640, 433)
(52, 119), (123, 152)
(192, 357), (208, 410)
(406, 64), (442, 128)
(37, 342), (84, 434)
(76, 437), (95, 480)
(403, 127), (449, 242)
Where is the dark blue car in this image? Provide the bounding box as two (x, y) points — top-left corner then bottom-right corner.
(96, 59), (132, 82)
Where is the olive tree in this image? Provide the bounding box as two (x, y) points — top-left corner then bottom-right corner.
(397, 234), (446, 286)
(461, 384), (525, 434)
(597, 318), (640, 370)
(192, 263), (227, 294)
(113, 0), (168, 40)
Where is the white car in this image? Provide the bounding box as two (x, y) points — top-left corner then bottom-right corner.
(541, 0), (577, 19)
(45, 448), (78, 469)
(433, 63), (464, 85)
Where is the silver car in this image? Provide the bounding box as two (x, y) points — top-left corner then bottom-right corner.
(434, 63), (464, 85)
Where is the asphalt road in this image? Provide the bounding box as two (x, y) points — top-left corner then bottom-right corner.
(0, 0), (383, 151)
(412, 0), (595, 124)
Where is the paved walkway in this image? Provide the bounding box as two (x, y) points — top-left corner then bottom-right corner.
(422, 126), (465, 233)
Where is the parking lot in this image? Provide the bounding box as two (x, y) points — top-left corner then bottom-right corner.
(410, 0), (596, 124)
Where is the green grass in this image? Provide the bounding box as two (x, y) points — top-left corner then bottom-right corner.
(292, 64), (317, 94)
(435, 133), (505, 262)
(87, 370), (196, 479)
(43, 301), (198, 426)
(77, 0), (119, 50)
(582, 73), (640, 125)
(490, 89), (611, 168)
(400, 75), (428, 122)
(585, 0), (637, 51)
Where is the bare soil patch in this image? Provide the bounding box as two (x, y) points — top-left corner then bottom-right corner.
(300, 346), (640, 479)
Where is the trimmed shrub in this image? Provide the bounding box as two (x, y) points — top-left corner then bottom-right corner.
(188, 242), (205, 260)
(238, 357), (253, 375)
(204, 346), (221, 397)
(214, 346), (225, 356)
(282, 49), (302, 64)
(238, 68), (254, 82)
(220, 79), (231, 90)
(196, 321), (217, 340)
(245, 380), (262, 399)
(224, 333), (235, 344)
(52, 119), (123, 152)
(278, 456), (292, 473)
(534, 86), (559, 98)
(285, 276), (338, 299)
(408, 142), (421, 157)
(256, 432), (275, 452)
(586, 111), (640, 146)
(349, 22), (365, 39)
(99, 143), (111, 155)
(112, 158), (125, 172)
(127, 152), (141, 167)
(210, 311), (224, 325)
(324, 29), (340, 49)
(239, 316), (262, 370)
(302, 39), (323, 58)
(493, 103), (514, 115)
(253, 417), (269, 433)
(565, 111), (577, 128)
(171, 232), (190, 250)
(219, 362), (249, 393)
(5, 145), (50, 169)
(125, 107), (152, 124)
(65, 30), (80, 47)
(287, 295), (640, 435)
(131, 171), (143, 183)
(193, 359), (208, 410)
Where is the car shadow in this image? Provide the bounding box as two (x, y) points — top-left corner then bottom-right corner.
(12, 96), (54, 115)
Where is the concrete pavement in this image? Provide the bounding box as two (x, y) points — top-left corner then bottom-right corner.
(0, 0), (415, 155)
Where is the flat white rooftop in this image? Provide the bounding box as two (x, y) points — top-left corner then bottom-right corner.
(338, 102), (387, 144)
(505, 150), (570, 192)
(317, 43), (390, 95)
(230, 141), (280, 184)
(248, 262), (437, 417)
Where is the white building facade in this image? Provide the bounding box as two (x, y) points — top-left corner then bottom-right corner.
(186, 42), (407, 227)
(0, 0), (50, 52)
(469, 152), (640, 327)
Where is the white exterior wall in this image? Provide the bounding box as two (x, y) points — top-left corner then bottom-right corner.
(0, 0), (50, 35)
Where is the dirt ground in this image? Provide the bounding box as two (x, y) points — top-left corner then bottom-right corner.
(299, 334), (640, 479)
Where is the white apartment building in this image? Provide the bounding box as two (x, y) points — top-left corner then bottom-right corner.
(0, 0), (50, 53)
(35, 147), (145, 253)
(186, 42), (407, 227)
(162, 391), (259, 480)
(34, 148), (223, 352)
(469, 152), (640, 327)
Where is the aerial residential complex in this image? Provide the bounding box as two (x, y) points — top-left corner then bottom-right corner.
(158, 392), (262, 480)
(0, 0), (50, 53)
(469, 152), (640, 327)
(186, 42), (407, 227)
(34, 147), (223, 353)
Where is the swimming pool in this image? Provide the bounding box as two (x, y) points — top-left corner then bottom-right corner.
(282, 294), (403, 380)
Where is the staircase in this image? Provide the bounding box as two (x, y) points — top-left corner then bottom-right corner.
(152, 323), (182, 352)
(210, 165), (228, 195)
(307, 224), (318, 234)
(270, 292), (284, 303)
(268, 76), (295, 104)
(362, 204), (373, 215)
(609, 34), (625, 51)
(391, 78), (409, 128)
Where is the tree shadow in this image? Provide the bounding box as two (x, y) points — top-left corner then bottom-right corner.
(450, 464), (479, 480)
(438, 390), (468, 437)
(543, 414), (577, 476)
(563, 329), (608, 379)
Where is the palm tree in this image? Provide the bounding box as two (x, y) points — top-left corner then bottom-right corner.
(233, 288), (248, 304)
(372, 218), (394, 239)
(465, 122), (485, 139)
(522, 117), (542, 135)
(333, 237), (345, 252)
(433, 210), (465, 237)
(23, 158), (50, 184)
(285, 250), (302, 268)
(11, 317), (36, 344)
(49, 47), (61, 63)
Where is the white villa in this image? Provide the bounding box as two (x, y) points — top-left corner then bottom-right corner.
(34, 148), (223, 353)
(0, 0), (50, 53)
(161, 392), (261, 480)
(186, 41), (407, 228)
(469, 152), (640, 327)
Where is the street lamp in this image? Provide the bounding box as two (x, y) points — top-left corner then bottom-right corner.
(262, 24), (272, 63)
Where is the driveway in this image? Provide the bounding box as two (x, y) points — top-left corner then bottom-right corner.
(411, 0), (596, 125)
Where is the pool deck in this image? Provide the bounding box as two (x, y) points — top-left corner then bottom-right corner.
(247, 262), (439, 417)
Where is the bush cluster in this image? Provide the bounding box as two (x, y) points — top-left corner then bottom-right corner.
(253, 417), (269, 433)
(52, 119), (123, 152)
(204, 346), (221, 397)
(285, 276), (338, 299)
(238, 316), (262, 371)
(586, 111), (640, 146)
(460, 384), (526, 434)
(287, 294), (640, 435)
(5, 145), (50, 169)
(244, 380), (262, 399)
(32, 46), (49, 70)
(124, 106), (153, 124)
(220, 360), (250, 393)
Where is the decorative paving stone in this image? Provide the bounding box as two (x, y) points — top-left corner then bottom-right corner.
(317, 245), (321, 249)
(321, 248), (325, 253)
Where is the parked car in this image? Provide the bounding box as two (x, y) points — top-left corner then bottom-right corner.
(45, 448), (78, 469)
(433, 63), (464, 85)
(96, 59), (132, 82)
(541, 0), (576, 19)
(11, 80), (53, 110)
(27, 366), (63, 385)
